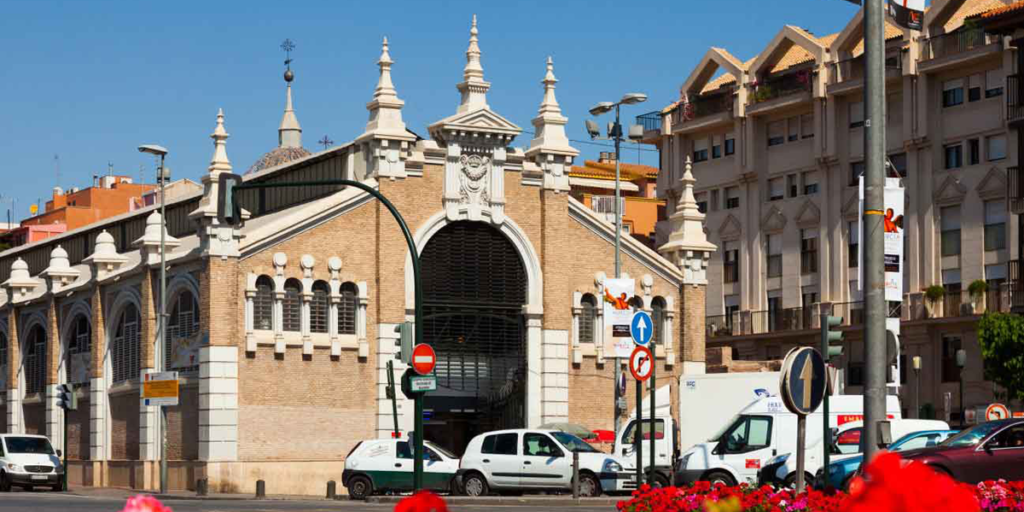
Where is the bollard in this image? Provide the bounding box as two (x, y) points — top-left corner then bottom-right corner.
(255, 479), (266, 499)
(196, 478), (208, 496)
(572, 450), (580, 499)
(326, 480), (337, 500)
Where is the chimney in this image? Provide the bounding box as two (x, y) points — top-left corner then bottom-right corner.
(598, 151), (617, 163)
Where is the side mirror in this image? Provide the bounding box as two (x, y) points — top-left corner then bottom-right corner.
(983, 442), (994, 454)
(56, 449), (62, 457)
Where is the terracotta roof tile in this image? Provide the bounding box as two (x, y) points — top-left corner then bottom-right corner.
(570, 160), (659, 181)
(979, 0), (1024, 19)
(946, 0), (1009, 30)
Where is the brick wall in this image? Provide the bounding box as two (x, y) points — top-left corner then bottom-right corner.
(109, 393), (139, 460)
(164, 384), (199, 460)
(66, 396), (90, 459)
(23, 403), (44, 435)
(681, 285), (706, 363)
(205, 258), (240, 348)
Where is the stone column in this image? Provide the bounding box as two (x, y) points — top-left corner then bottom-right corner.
(139, 271), (160, 467)
(89, 286), (107, 486)
(45, 297), (62, 452)
(198, 258), (239, 464)
(7, 307), (21, 434)
(540, 328), (569, 425)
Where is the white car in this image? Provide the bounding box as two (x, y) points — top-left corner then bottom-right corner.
(0, 434), (64, 492)
(456, 429), (636, 497)
(341, 438), (460, 500)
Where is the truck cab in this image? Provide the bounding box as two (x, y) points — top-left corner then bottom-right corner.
(613, 416), (678, 487)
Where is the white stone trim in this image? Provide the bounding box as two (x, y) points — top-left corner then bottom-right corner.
(526, 314), (543, 429)
(45, 384), (61, 452)
(198, 345), (238, 461)
(89, 377), (106, 461)
(375, 323), (413, 438)
(540, 329), (569, 425)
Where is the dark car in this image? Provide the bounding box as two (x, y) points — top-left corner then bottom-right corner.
(899, 419), (1024, 484)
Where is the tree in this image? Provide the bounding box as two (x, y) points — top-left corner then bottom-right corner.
(977, 313), (1024, 407)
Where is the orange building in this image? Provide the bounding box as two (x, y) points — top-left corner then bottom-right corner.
(20, 175), (156, 232)
(569, 152), (666, 249)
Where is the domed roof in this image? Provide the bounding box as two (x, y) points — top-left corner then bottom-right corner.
(245, 146), (312, 175)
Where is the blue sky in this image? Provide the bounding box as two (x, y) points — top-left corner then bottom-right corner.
(0, 0), (859, 223)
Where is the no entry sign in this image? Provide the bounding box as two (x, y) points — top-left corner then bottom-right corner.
(412, 344), (436, 375)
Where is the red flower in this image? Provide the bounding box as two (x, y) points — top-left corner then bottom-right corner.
(119, 495), (172, 512)
(845, 452), (979, 512)
(394, 491), (448, 512)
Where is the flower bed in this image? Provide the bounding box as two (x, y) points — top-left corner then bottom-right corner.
(616, 454), (1024, 512)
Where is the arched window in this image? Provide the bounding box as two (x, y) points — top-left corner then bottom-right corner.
(111, 303), (140, 384)
(167, 289), (200, 371)
(254, 276), (274, 331)
(338, 282), (358, 335)
(24, 325), (47, 394)
(310, 281), (330, 334)
(283, 278), (302, 332)
(580, 294), (597, 344)
(67, 315), (91, 387)
(629, 296), (644, 311)
(652, 297), (667, 345)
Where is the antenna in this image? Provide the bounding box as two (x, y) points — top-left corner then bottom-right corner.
(281, 39), (295, 70)
(108, 162), (114, 178)
(54, 154), (60, 189)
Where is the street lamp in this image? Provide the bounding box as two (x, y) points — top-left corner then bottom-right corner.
(955, 349), (967, 427)
(138, 144), (169, 494)
(911, 355), (922, 418)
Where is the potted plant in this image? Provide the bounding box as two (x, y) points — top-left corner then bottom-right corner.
(968, 279), (988, 313)
(924, 285), (946, 317)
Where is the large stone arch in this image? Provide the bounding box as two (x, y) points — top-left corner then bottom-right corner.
(103, 286), (142, 461)
(58, 299), (92, 386)
(17, 310), (48, 436)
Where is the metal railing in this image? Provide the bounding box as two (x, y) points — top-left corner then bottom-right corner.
(923, 28), (990, 60)
(831, 301), (865, 326)
(1007, 75), (1024, 124)
(752, 72), (812, 104)
(636, 111), (662, 132)
(1012, 260), (1024, 312)
(670, 94), (733, 125)
(830, 54), (902, 84)
(1009, 166), (1024, 215)
(909, 289), (1011, 320)
(706, 307), (817, 338)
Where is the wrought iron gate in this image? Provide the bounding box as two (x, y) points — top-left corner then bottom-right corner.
(420, 221), (527, 431)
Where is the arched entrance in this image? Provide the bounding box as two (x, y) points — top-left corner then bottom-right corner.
(419, 221), (527, 455)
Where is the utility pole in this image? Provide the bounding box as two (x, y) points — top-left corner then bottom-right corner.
(614, 106), (623, 436)
(862, 0), (888, 463)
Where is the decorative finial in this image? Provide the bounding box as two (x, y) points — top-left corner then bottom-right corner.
(538, 56), (560, 114)
(209, 108), (232, 173)
(278, 39), (302, 149)
(457, 14), (490, 112)
(372, 35), (397, 101)
(318, 135), (334, 151)
(281, 39), (296, 82)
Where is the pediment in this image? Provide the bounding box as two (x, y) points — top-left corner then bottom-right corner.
(933, 174), (967, 205)
(976, 167), (1007, 200)
(718, 214), (742, 241)
(751, 25), (826, 76)
(760, 206), (787, 233)
(794, 199), (821, 227)
(681, 48), (747, 97)
(429, 107), (522, 138)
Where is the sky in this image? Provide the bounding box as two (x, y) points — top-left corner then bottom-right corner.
(0, 0), (860, 223)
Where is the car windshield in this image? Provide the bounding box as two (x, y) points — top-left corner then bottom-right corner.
(4, 437), (54, 455)
(709, 414), (741, 442)
(941, 423), (1003, 448)
(426, 442), (457, 460)
(552, 432), (599, 453)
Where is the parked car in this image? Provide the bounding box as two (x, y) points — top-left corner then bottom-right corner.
(341, 438), (460, 500)
(456, 429), (636, 497)
(0, 434), (64, 492)
(816, 429), (958, 490)
(898, 419), (1024, 484)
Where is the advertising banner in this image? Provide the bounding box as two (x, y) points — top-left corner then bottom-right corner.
(859, 177), (905, 302)
(602, 278), (636, 358)
(888, 0), (924, 31)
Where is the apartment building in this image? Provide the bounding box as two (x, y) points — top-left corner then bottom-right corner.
(641, 0), (1020, 421)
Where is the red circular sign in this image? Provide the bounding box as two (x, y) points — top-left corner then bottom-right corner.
(412, 344), (437, 376)
(986, 403), (1010, 421)
(629, 346), (653, 382)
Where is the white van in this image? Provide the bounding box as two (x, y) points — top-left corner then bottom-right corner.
(674, 395), (902, 487)
(0, 434), (64, 492)
(763, 418), (950, 487)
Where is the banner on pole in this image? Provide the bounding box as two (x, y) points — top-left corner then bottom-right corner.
(888, 0), (924, 31)
(602, 278), (636, 358)
(859, 177), (904, 302)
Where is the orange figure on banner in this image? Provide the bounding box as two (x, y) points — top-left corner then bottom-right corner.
(603, 289), (629, 310)
(883, 208), (903, 233)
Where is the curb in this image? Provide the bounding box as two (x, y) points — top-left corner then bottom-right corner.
(66, 491), (332, 502)
(366, 496), (623, 506)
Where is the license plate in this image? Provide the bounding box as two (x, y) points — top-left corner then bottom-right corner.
(31, 475), (47, 481)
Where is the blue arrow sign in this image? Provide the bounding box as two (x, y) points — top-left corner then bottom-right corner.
(630, 311), (653, 346)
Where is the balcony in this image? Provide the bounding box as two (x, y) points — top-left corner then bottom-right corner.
(751, 71), (812, 104)
(922, 28), (992, 61)
(670, 93), (733, 126)
(1008, 75), (1024, 126)
(904, 288), (1013, 321)
(829, 54), (902, 87)
(706, 306), (818, 339)
(1012, 260), (1024, 314)
(636, 111), (662, 132)
(1009, 166), (1024, 214)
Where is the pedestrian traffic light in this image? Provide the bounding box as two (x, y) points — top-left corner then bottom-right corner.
(395, 322), (414, 365)
(57, 384), (77, 411)
(821, 315), (844, 360)
(217, 172), (244, 226)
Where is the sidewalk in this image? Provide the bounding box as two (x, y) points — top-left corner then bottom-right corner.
(67, 486), (333, 502)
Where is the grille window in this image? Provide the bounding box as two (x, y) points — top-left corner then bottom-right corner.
(338, 282), (358, 335)
(652, 297), (666, 344)
(311, 281), (330, 334)
(0, 330), (6, 368)
(112, 304), (140, 384)
(167, 289), (200, 372)
(283, 279), (302, 332)
(24, 325), (47, 394)
(579, 294), (597, 344)
(254, 276), (274, 331)
(67, 315), (91, 387)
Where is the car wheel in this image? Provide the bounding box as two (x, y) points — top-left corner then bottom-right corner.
(0, 472), (10, 492)
(347, 475), (372, 500)
(705, 471), (736, 487)
(782, 472), (814, 489)
(649, 473), (669, 489)
(462, 473), (488, 497)
(579, 473), (601, 497)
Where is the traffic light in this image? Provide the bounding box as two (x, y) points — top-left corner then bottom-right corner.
(217, 173), (244, 226)
(57, 384), (77, 411)
(395, 322), (414, 365)
(821, 315), (844, 360)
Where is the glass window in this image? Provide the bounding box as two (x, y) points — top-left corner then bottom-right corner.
(986, 68), (1004, 98)
(942, 422), (1004, 447)
(310, 281), (330, 334)
(0, 332), (6, 370)
(693, 137), (709, 163)
(724, 136), (735, 156)
(801, 230), (819, 275)
(767, 234), (782, 278)
(624, 419), (666, 443)
(849, 101), (865, 128)
(985, 200), (1006, 251)
(803, 171), (819, 195)
(968, 73), (982, 102)
(945, 144), (963, 170)
(579, 294), (597, 344)
(850, 162), (865, 186)
(3, 437), (54, 455)
(282, 278), (302, 332)
(24, 325), (47, 394)
(712, 135), (722, 159)
(551, 432), (599, 453)
(724, 241), (739, 283)
(941, 335), (962, 383)
(254, 275), (274, 331)
(968, 139), (981, 166)
(888, 153), (907, 178)
(397, 441), (435, 460)
(652, 297), (666, 344)
(481, 433), (518, 455)
(695, 192), (708, 214)
(67, 315), (91, 386)
(768, 178), (784, 201)
(111, 304), (140, 384)
(895, 434), (944, 451)
(801, 113), (814, 139)
(943, 78), (964, 107)
(848, 362), (865, 387)
(720, 416), (772, 453)
(523, 433), (562, 457)
(788, 116), (799, 142)
(787, 174), (798, 198)
(941, 206), (962, 257)
(849, 221), (860, 268)
(725, 187), (739, 209)
(988, 135), (1007, 161)
(836, 428), (863, 454)
(768, 120), (785, 146)
(710, 189), (720, 212)
(166, 289), (200, 372)
(987, 424), (1024, 449)
(339, 282), (358, 335)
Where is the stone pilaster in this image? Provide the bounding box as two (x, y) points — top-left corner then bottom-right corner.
(45, 297), (61, 451)
(89, 285), (107, 484)
(198, 258), (240, 464)
(7, 306), (21, 433)
(138, 270), (159, 462)
(540, 329), (569, 425)
(375, 323), (413, 439)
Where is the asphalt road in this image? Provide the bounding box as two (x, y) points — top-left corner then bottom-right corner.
(0, 490), (617, 512)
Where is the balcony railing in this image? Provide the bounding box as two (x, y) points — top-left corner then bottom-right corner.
(906, 288), (1013, 320)
(1008, 75), (1024, 125)
(1012, 260), (1024, 313)
(830, 54), (902, 85)
(670, 94), (733, 125)
(752, 71), (812, 104)
(636, 111), (662, 132)
(923, 28), (990, 60)
(706, 307), (817, 338)
(1010, 166), (1024, 214)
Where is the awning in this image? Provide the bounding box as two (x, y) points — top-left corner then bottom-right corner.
(569, 177), (640, 192)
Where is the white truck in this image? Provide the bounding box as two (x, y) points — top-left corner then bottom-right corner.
(612, 372), (781, 487)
